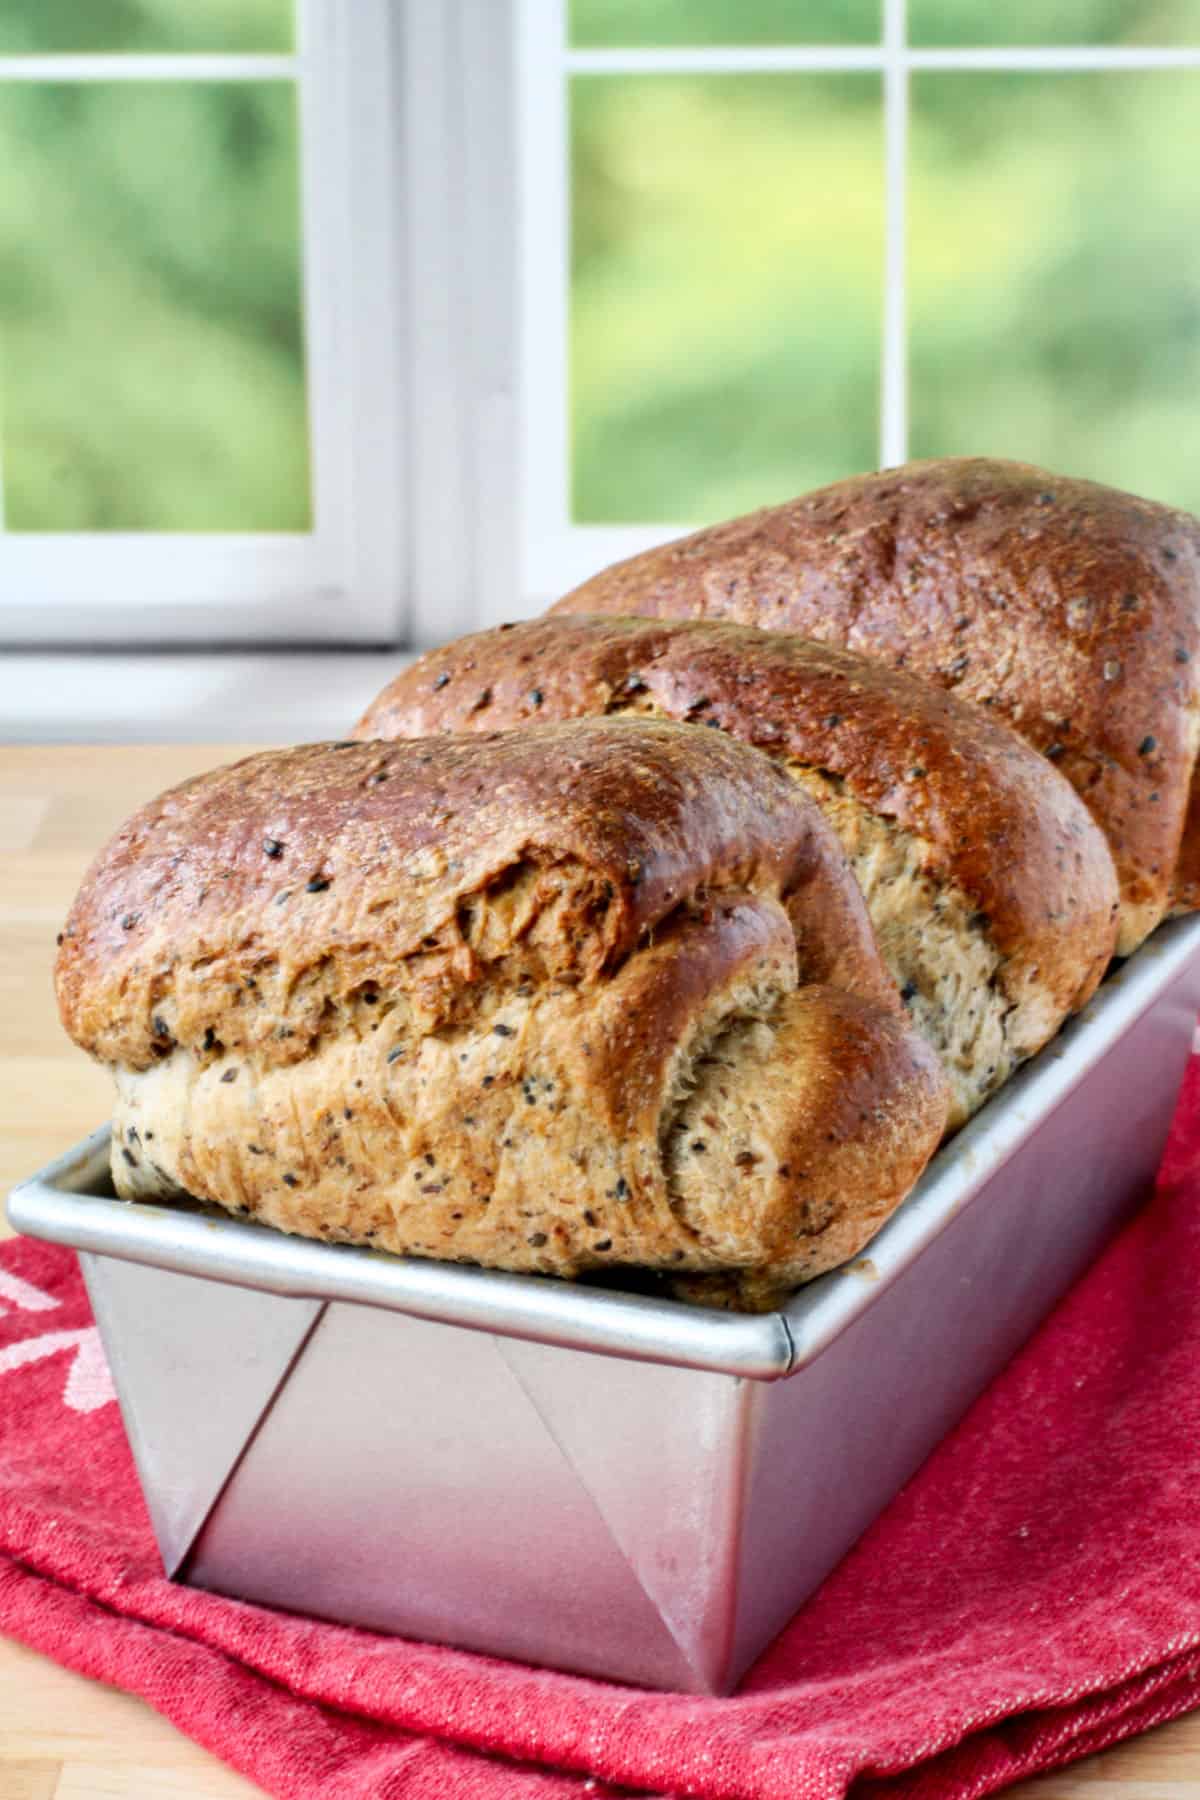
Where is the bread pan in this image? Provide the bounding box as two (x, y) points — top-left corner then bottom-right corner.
(10, 913), (1200, 1695)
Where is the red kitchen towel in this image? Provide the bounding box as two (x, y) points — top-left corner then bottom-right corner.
(6, 1063), (1200, 1800)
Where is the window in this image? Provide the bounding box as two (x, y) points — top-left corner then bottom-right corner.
(515, 0), (1200, 617)
(0, 0), (401, 645)
(7, 3), (1200, 651)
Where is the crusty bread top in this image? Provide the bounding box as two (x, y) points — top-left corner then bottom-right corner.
(57, 719), (889, 1071)
(354, 614), (1120, 1022)
(551, 458), (1200, 953)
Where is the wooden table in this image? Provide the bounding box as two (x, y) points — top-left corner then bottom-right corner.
(1, 745), (1197, 1799)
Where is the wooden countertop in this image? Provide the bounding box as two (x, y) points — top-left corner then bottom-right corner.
(1, 744), (1197, 1800)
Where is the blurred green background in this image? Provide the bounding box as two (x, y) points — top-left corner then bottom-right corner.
(0, 0), (293, 55)
(571, 71), (883, 522)
(2, 1), (1199, 536)
(569, 1), (881, 47)
(908, 70), (1200, 495)
(0, 0), (308, 532)
(906, 0), (1200, 45)
(571, 0), (1200, 524)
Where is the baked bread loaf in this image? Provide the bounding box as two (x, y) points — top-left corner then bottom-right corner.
(355, 617), (1120, 1126)
(56, 722), (948, 1308)
(551, 458), (1200, 955)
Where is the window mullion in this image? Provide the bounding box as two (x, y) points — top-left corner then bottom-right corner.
(0, 53), (299, 82)
(880, 0), (909, 470)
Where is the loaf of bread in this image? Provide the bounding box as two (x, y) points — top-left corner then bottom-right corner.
(551, 458), (1200, 956)
(355, 617), (1120, 1126)
(56, 722), (948, 1307)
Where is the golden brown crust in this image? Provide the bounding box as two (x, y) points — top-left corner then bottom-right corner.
(59, 720), (874, 1070)
(354, 614), (1120, 1112)
(668, 988), (949, 1310)
(550, 458), (1200, 953)
(59, 722), (948, 1303)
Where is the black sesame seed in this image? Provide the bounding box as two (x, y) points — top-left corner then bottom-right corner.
(527, 1232), (548, 1247)
(424, 1152), (436, 1167)
(202, 1026), (217, 1052)
(344, 1107), (354, 1120)
(362, 991), (379, 1004)
(900, 980), (919, 1003)
(593, 1238), (613, 1252)
(583, 1209), (597, 1226)
(623, 674), (648, 695)
(1175, 647), (1191, 664)
(824, 713), (842, 729)
(493, 1022), (515, 1037)
(1139, 735), (1157, 756)
(528, 688), (544, 708)
(689, 695), (712, 712)
(121, 1147), (138, 1167)
(120, 912), (140, 931)
(282, 1173), (300, 1188)
(481, 1074), (495, 1087)
(470, 687), (493, 712)
(368, 770), (390, 786)
(55, 932), (64, 946)
(614, 1177), (629, 1199)
(690, 1139), (707, 1153)
(248, 1143), (264, 1155)
(970, 910), (992, 931)
(306, 876), (330, 893)
(263, 837), (284, 858)
(1163, 546), (1178, 562)
(1037, 490), (1055, 505)
(1046, 743), (1066, 760)
(433, 671), (451, 690)
(387, 1044), (405, 1064)
(909, 766), (927, 779)
(220, 1067), (239, 1083)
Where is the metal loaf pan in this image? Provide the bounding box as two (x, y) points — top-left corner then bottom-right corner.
(10, 914), (1200, 1695)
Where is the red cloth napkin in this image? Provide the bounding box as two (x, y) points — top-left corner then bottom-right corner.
(6, 1062), (1200, 1800)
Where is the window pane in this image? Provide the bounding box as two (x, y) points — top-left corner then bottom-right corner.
(569, 2), (880, 48)
(0, 1), (293, 55)
(0, 82), (311, 531)
(909, 0), (1200, 47)
(909, 72), (1200, 516)
(571, 74), (882, 524)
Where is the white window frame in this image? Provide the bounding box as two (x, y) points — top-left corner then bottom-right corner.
(512, 0), (1200, 621)
(9, 5), (1200, 652)
(0, 0), (403, 646)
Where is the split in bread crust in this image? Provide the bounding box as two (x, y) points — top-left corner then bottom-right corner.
(550, 457), (1200, 955)
(57, 721), (948, 1308)
(355, 616), (1120, 1125)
